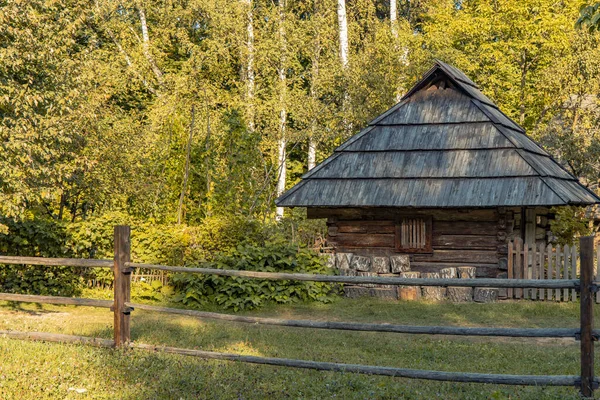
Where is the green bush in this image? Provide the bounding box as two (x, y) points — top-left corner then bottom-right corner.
(0, 215), (80, 296)
(171, 243), (338, 311)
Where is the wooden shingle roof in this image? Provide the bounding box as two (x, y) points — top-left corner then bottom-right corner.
(276, 61), (600, 208)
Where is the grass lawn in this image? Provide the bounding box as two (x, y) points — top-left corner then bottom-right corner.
(0, 290), (598, 399)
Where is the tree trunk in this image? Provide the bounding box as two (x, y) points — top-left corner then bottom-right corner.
(308, 3), (321, 171)
(275, 0), (287, 220)
(519, 50), (527, 126)
(243, 0), (255, 132)
(337, 0), (349, 68)
(390, 0), (398, 38)
(137, 5), (164, 86)
(177, 105), (195, 224)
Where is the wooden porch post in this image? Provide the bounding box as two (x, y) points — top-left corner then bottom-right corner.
(113, 225), (131, 347)
(579, 235), (595, 398)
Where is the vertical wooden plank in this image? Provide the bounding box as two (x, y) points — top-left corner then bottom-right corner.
(579, 236), (595, 398)
(563, 245), (570, 301)
(538, 243), (545, 300)
(547, 244), (553, 300)
(596, 244), (600, 304)
(523, 243), (530, 300)
(515, 238), (522, 299)
(571, 245), (577, 302)
(113, 225), (131, 347)
(508, 241), (514, 299)
(531, 243), (540, 300)
(555, 246), (561, 302)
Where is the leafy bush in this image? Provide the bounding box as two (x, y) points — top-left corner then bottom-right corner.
(171, 243), (338, 311)
(0, 215), (80, 296)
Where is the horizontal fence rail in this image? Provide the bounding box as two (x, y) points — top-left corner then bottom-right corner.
(125, 262), (579, 289)
(0, 293), (112, 308)
(127, 302), (589, 339)
(0, 329), (584, 387)
(131, 342), (582, 387)
(0, 227), (596, 397)
(0, 256), (113, 268)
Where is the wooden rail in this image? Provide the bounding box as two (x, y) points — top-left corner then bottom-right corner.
(124, 262), (578, 289)
(0, 227), (597, 397)
(127, 302), (587, 338)
(0, 329), (583, 387)
(0, 293), (112, 308)
(0, 256), (112, 268)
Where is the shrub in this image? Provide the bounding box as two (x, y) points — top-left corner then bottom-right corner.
(171, 243), (338, 311)
(0, 215), (80, 296)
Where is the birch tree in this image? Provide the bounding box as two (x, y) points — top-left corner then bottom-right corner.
(243, 0), (256, 132)
(275, 0), (288, 219)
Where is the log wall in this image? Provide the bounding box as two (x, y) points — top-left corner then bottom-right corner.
(312, 208), (505, 278)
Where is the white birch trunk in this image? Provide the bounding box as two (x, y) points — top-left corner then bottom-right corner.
(243, 0), (255, 132)
(275, 0), (287, 219)
(337, 0), (349, 68)
(390, 0), (398, 38)
(137, 5), (163, 85)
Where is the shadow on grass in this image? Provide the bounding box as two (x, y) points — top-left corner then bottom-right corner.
(0, 298), (590, 399)
(70, 298), (586, 399)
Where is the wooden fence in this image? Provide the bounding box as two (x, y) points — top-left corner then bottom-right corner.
(508, 239), (600, 304)
(0, 226), (597, 397)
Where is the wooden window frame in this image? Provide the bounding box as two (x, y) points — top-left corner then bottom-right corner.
(394, 217), (433, 254)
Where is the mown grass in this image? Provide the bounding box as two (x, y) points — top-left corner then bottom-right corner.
(0, 291), (599, 399)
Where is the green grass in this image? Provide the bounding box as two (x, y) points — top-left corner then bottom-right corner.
(0, 292), (598, 399)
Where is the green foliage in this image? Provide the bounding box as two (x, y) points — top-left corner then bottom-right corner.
(576, 3), (600, 32)
(131, 280), (173, 302)
(171, 243), (337, 311)
(549, 206), (594, 245)
(0, 215), (79, 296)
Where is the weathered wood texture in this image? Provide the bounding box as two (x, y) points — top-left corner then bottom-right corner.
(0, 293), (112, 308)
(0, 330), (114, 348)
(507, 240), (580, 302)
(277, 62), (600, 209)
(580, 236), (595, 398)
(113, 226), (131, 347)
(127, 302), (582, 338)
(0, 256), (112, 268)
(128, 262), (577, 288)
(326, 208), (503, 276)
(131, 342), (578, 386)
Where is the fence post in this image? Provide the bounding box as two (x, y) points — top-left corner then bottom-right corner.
(579, 235), (595, 398)
(114, 225), (132, 348)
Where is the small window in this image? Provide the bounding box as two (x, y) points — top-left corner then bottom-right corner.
(395, 217), (432, 253)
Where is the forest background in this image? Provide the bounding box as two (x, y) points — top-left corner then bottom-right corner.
(1, 0), (600, 301)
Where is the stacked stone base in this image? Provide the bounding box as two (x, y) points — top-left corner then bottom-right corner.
(325, 252), (499, 303)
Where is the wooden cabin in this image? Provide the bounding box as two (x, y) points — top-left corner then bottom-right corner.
(276, 61), (600, 279)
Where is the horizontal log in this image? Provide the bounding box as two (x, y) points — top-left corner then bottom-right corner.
(0, 256), (112, 268)
(434, 221), (498, 236)
(125, 262), (578, 288)
(127, 303), (582, 338)
(0, 293), (113, 308)
(131, 342), (578, 386)
(414, 250), (498, 264)
(433, 234), (498, 249)
(0, 330), (114, 347)
(336, 221), (395, 234)
(330, 233), (395, 248)
(0, 330), (591, 388)
(309, 208), (497, 222)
